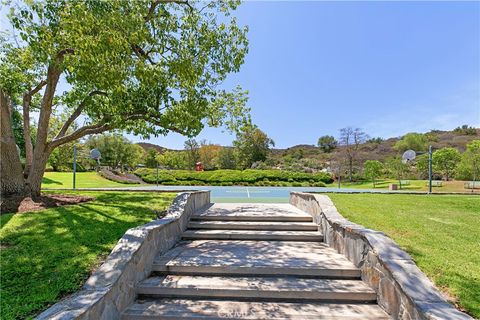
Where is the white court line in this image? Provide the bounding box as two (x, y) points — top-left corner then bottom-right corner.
(246, 187), (250, 198)
(225, 190), (272, 194)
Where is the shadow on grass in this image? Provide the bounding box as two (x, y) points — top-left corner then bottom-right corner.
(42, 177), (63, 185)
(0, 192), (174, 320)
(448, 272), (480, 317)
(0, 213), (14, 230)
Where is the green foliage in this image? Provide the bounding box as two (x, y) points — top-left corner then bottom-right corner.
(11, 108), (26, 159)
(156, 150), (188, 170)
(145, 149), (160, 168)
(456, 140), (480, 180)
(234, 126), (274, 169)
(454, 125), (477, 136)
(432, 147), (461, 181)
(0, 41), (44, 102)
(317, 135), (337, 153)
(184, 139), (201, 169)
(363, 160), (383, 187)
(415, 153), (429, 179)
(1, 0), (251, 196)
(329, 194), (480, 318)
(385, 157), (410, 187)
(0, 191), (175, 319)
(128, 144), (147, 169)
(134, 169), (332, 186)
(366, 137), (384, 144)
(4, 1), (251, 137)
(85, 133), (145, 170)
(216, 147), (236, 169)
(394, 133), (427, 152)
(48, 143), (88, 172)
(198, 143), (222, 170)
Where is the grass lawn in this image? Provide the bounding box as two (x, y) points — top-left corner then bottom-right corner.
(331, 179), (479, 193)
(42, 171), (133, 189)
(0, 191), (175, 320)
(328, 193), (480, 318)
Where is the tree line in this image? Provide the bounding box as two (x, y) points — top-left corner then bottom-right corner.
(318, 128), (479, 184)
(51, 125), (275, 172)
(362, 140), (480, 186)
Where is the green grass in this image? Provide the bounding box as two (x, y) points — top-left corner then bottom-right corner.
(328, 193), (480, 317)
(330, 179), (479, 193)
(42, 171), (132, 189)
(0, 191), (175, 320)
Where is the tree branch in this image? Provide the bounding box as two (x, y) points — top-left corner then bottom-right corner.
(168, 0), (193, 11)
(145, 0), (161, 21)
(49, 122), (112, 150)
(123, 113), (188, 135)
(29, 80), (47, 96)
(22, 79), (47, 174)
(55, 90), (108, 139)
(199, 1), (214, 13)
(131, 44), (157, 65)
(145, 0), (193, 21)
(57, 48), (75, 59)
(49, 111), (188, 151)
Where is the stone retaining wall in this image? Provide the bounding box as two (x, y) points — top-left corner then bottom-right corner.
(37, 191), (210, 320)
(290, 192), (472, 320)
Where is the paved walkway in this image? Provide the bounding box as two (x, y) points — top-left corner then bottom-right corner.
(121, 203), (390, 319)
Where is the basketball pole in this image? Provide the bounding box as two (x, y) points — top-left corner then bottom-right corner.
(428, 145), (433, 194)
(73, 144), (77, 190)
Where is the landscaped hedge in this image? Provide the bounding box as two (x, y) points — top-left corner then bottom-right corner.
(134, 169), (332, 187)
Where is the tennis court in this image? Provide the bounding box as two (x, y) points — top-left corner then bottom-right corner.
(75, 185), (380, 202)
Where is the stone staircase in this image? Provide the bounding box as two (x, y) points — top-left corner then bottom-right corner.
(121, 203), (390, 319)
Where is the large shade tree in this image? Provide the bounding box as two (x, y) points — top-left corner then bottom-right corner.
(234, 125), (274, 169)
(432, 147), (461, 181)
(0, 0), (249, 197)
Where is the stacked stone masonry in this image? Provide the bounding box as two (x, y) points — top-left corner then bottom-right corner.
(36, 191), (210, 320)
(289, 192), (472, 320)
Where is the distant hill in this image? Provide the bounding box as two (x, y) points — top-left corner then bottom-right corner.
(136, 142), (169, 154)
(135, 127), (479, 170)
(268, 127), (479, 172)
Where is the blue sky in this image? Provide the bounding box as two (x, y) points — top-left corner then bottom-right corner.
(139, 1), (480, 149)
(2, 1), (480, 149)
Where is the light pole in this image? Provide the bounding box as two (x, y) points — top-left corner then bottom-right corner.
(73, 144), (77, 190)
(427, 145), (433, 194)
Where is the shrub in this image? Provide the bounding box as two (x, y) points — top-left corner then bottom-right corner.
(134, 169), (333, 186)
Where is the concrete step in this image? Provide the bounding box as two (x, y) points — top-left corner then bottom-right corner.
(188, 221), (318, 231)
(153, 240), (361, 279)
(191, 215), (313, 222)
(137, 275), (377, 302)
(122, 299), (390, 319)
(182, 230), (323, 241)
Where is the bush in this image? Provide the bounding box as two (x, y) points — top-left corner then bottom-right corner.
(134, 169), (333, 186)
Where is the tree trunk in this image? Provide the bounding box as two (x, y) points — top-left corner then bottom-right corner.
(348, 158), (353, 182)
(0, 90), (26, 196)
(22, 94), (34, 175)
(24, 64), (61, 198)
(26, 150), (50, 198)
